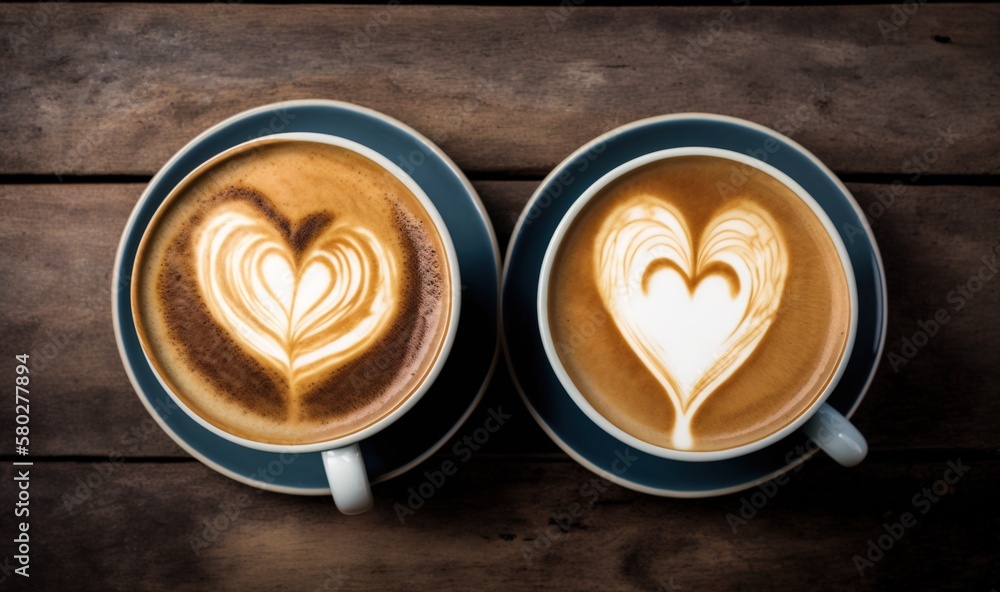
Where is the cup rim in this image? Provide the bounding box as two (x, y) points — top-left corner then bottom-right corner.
(536, 146), (859, 462)
(128, 131), (463, 454)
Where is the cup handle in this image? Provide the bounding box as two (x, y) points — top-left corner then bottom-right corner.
(321, 443), (374, 515)
(801, 403), (868, 467)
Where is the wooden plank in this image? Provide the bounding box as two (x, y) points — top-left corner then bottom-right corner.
(0, 181), (554, 458)
(0, 4), (998, 176)
(851, 184), (1000, 453)
(2, 458), (996, 590)
(0, 181), (997, 456)
(468, 180), (1000, 454)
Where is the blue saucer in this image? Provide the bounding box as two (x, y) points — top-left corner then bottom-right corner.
(502, 114), (887, 496)
(114, 101), (500, 494)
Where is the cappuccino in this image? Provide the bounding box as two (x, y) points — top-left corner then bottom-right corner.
(133, 140), (453, 446)
(547, 155), (851, 452)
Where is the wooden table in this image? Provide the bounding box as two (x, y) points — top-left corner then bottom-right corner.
(1, 3), (998, 590)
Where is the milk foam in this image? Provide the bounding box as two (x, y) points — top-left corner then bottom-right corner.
(595, 196), (788, 448)
(194, 203), (397, 390)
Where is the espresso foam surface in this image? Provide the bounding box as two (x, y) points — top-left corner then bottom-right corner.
(133, 141), (451, 445)
(548, 156), (851, 452)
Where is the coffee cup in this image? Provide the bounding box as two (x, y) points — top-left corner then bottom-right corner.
(537, 147), (867, 466)
(126, 132), (461, 513)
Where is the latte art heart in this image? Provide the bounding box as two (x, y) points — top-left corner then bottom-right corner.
(596, 197), (788, 449)
(195, 202), (396, 389)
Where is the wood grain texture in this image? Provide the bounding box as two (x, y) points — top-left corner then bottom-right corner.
(1, 458), (996, 591)
(0, 181), (997, 456)
(1, 4), (998, 176)
(0, 5), (996, 591)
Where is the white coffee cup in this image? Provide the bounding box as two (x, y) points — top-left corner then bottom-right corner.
(128, 132), (462, 513)
(537, 147), (867, 466)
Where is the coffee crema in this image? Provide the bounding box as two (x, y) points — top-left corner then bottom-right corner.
(548, 155), (851, 452)
(133, 140), (452, 445)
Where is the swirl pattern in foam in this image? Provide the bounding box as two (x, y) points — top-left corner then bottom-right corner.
(595, 197), (787, 449)
(195, 202), (396, 388)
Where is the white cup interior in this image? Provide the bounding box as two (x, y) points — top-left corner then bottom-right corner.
(537, 146), (858, 462)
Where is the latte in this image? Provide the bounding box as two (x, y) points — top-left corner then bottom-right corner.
(547, 155), (852, 452)
(133, 139), (453, 446)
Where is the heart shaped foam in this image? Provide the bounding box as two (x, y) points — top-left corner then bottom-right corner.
(595, 197), (787, 449)
(194, 202), (396, 389)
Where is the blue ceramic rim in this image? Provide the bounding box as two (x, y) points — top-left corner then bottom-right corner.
(112, 100), (501, 494)
(501, 112), (887, 497)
